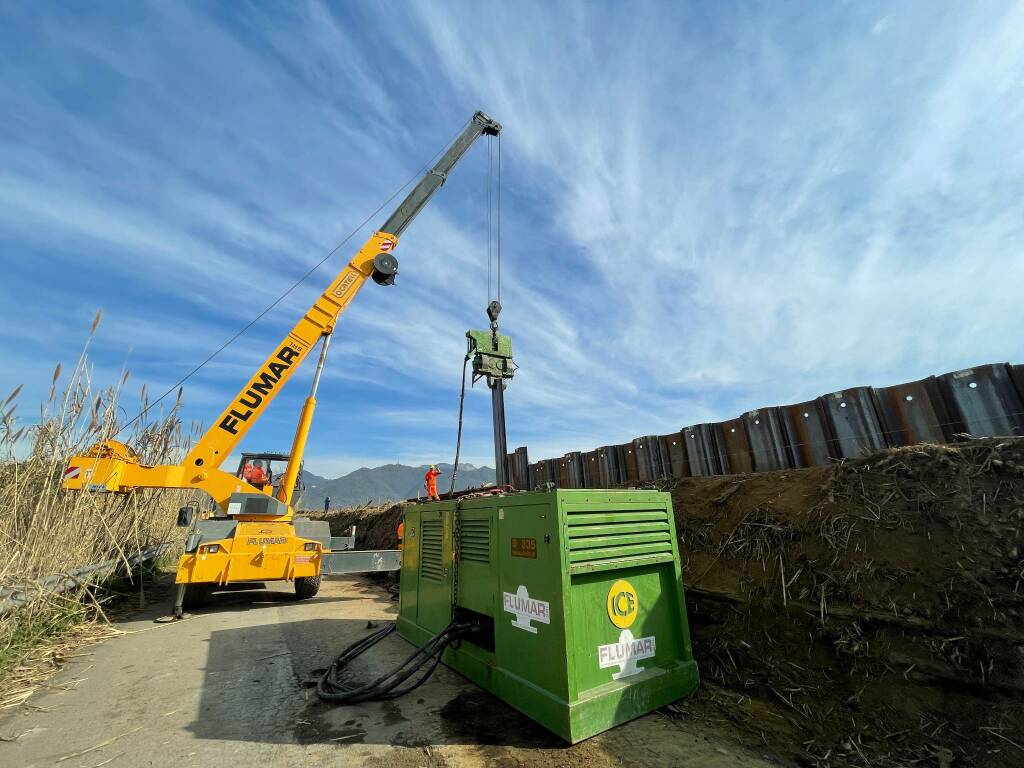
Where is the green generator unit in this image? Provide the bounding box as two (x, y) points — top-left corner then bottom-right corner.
(397, 488), (698, 743)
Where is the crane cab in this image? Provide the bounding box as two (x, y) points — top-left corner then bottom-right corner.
(234, 451), (304, 503)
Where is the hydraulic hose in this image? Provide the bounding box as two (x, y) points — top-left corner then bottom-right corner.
(449, 354), (470, 495)
(316, 620), (479, 704)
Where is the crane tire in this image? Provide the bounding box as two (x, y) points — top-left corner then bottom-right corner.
(295, 575), (321, 600)
(181, 583), (212, 609)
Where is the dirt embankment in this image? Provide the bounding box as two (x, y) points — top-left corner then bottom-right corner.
(314, 439), (1024, 767)
(307, 503), (404, 549)
(675, 438), (1024, 767)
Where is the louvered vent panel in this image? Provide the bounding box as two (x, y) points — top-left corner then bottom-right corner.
(420, 519), (444, 581)
(459, 518), (490, 564)
(566, 508), (673, 567)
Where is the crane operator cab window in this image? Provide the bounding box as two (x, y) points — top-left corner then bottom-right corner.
(233, 454), (302, 503)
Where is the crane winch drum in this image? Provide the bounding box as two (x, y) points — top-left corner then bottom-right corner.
(397, 488), (699, 743)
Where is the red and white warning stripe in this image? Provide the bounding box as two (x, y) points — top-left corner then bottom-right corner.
(379, 240), (395, 252)
(65, 465), (81, 480)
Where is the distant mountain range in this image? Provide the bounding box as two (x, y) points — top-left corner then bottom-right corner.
(299, 462), (495, 510)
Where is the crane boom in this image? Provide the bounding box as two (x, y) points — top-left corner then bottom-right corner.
(64, 111), (502, 513)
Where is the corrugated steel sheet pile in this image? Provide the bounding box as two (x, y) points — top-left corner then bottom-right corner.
(506, 362), (1024, 489)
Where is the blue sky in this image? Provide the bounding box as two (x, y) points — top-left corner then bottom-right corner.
(1, 2), (1022, 477)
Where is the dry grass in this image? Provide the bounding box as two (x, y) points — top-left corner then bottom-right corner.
(0, 314), (197, 706)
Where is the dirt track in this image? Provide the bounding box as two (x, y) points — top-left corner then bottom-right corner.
(0, 577), (784, 768)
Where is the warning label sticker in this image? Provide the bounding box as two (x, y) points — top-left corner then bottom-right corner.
(598, 629), (656, 679)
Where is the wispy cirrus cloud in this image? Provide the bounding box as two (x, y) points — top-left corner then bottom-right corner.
(1, 2), (1021, 476)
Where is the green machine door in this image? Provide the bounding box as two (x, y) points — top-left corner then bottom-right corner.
(417, 507), (453, 633)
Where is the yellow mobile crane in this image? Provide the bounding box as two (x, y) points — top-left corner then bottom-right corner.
(63, 111), (502, 617)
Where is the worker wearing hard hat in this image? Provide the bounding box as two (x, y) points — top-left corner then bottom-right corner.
(424, 465), (443, 501)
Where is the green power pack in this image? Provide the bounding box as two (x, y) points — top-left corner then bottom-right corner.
(397, 488), (699, 743)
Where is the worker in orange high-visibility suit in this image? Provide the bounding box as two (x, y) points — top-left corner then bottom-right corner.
(243, 460), (269, 489)
(424, 465), (443, 501)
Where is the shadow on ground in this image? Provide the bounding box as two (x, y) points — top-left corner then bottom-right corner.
(187, 615), (563, 750)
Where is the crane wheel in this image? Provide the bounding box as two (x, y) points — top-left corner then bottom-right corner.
(181, 583), (212, 609)
(295, 575), (321, 600)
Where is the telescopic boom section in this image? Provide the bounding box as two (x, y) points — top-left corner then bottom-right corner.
(63, 111), (501, 511)
(382, 111), (501, 237)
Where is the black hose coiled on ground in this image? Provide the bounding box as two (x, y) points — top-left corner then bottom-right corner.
(316, 620), (478, 704)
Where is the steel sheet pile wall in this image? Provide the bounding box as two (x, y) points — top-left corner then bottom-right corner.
(661, 433), (688, 478)
(873, 377), (950, 446)
(780, 400), (832, 468)
(633, 436), (671, 481)
(718, 418), (753, 474)
(581, 450), (598, 487)
(1012, 365), (1024, 404)
(620, 443), (640, 483)
(682, 424), (727, 476)
(506, 447), (531, 490)
(742, 408), (790, 471)
(512, 361), (1023, 488)
(563, 451), (584, 488)
(937, 364), (1024, 438)
(597, 445), (624, 486)
(819, 387), (889, 459)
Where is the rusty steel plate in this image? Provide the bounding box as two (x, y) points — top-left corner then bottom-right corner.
(718, 417), (753, 473)
(937, 364), (1024, 438)
(596, 446), (621, 486)
(873, 377), (951, 446)
(818, 387), (888, 458)
(660, 432), (689, 478)
(618, 442), (640, 482)
(780, 400), (833, 467)
(682, 423), (727, 476)
(741, 407), (792, 471)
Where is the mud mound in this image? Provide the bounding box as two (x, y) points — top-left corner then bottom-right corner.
(307, 503), (404, 550)
(675, 438), (1024, 767)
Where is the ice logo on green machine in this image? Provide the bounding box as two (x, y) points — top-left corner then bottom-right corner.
(502, 585), (551, 634)
(598, 630), (656, 680)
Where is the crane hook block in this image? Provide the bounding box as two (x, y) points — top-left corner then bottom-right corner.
(371, 253), (399, 286)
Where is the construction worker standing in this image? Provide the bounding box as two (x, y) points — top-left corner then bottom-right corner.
(324, 496), (331, 514)
(424, 465), (443, 501)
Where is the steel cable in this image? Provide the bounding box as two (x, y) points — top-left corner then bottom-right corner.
(493, 131), (497, 303)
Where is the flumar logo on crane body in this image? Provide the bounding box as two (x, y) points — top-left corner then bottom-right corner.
(218, 345), (302, 435)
